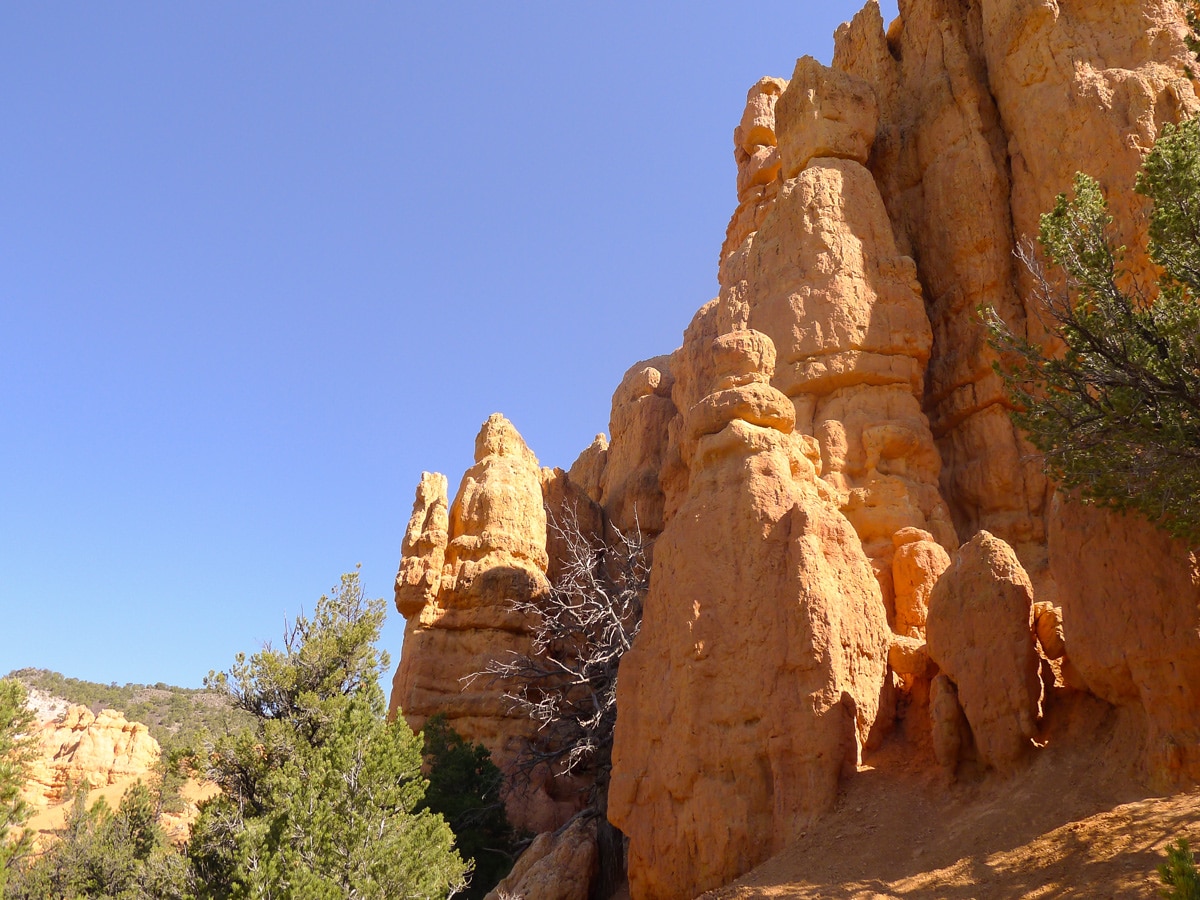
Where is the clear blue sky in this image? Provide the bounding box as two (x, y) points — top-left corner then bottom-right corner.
(2, 2), (900, 689)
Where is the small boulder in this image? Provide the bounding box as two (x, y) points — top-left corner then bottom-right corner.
(891, 527), (951, 639)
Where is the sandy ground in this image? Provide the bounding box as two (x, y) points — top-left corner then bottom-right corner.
(700, 689), (1199, 899)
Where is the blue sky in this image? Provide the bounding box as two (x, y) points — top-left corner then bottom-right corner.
(2, 2), (900, 689)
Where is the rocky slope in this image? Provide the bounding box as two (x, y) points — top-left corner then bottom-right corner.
(22, 705), (160, 808)
(390, 1), (1200, 897)
(18, 689), (216, 847)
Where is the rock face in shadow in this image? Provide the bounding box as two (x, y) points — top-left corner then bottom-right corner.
(609, 330), (890, 900)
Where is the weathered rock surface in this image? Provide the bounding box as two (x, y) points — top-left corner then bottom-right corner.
(891, 527), (951, 639)
(567, 434), (607, 505)
(926, 532), (1041, 773)
(389, 414), (575, 833)
(392, 3), (1200, 896)
(394, 471), (449, 618)
(776, 55), (877, 179)
(834, 0), (1045, 575)
(484, 817), (598, 900)
(599, 355), (676, 538)
(717, 52), (958, 611)
(22, 706), (160, 806)
(929, 673), (969, 774)
(1049, 494), (1200, 786)
(722, 78), (788, 280)
(609, 330), (890, 900)
(833, 0), (1200, 597)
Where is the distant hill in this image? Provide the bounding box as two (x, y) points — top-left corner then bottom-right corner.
(9, 667), (252, 753)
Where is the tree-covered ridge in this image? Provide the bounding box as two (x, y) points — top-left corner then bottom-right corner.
(8, 668), (251, 754)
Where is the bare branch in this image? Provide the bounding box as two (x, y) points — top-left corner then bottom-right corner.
(469, 505), (650, 813)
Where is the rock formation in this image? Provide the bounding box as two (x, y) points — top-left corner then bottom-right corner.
(891, 527), (951, 639)
(833, 0), (1200, 595)
(926, 531), (1042, 774)
(596, 356), (676, 538)
(717, 51), (958, 618)
(1049, 495), (1200, 787)
(484, 817), (599, 900)
(390, 2), (1200, 897)
(22, 705), (160, 807)
(608, 329), (890, 900)
(389, 414), (574, 833)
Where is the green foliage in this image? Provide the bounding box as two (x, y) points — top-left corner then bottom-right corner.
(1161, 837), (1200, 899)
(6, 781), (194, 900)
(1183, 1), (1200, 62)
(0, 679), (36, 894)
(7, 668), (250, 755)
(421, 715), (515, 900)
(986, 118), (1200, 543)
(189, 568), (469, 899)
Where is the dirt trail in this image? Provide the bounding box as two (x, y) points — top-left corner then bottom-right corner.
(701, 691), (1200, 899)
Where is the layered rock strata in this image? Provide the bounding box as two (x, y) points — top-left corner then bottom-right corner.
(833, 0), (1200, 590)
(717, 53), (958, 618)
(608, 330), (891, 900)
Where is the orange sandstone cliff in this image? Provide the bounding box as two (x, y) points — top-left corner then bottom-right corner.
(390, 1), (1200, 897)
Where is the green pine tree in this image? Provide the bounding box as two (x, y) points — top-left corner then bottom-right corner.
(6, 779), (193, 900)
(1161, 838), (1200, 899)
(0, 678), (36, 894)
(188, 568), (469, 899)
(420, 715), (516, 900)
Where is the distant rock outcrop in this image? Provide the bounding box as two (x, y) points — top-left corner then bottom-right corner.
(23, 705), (160, 807)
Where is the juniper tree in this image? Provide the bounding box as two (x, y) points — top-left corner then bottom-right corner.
(189, 569), (469, 900)
(6, 781), (194, 900)
(986, 117), (1200, 543)
(0, 678), (36, 893)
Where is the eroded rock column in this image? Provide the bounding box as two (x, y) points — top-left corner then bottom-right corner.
(609, 330), (890, 900)
(390, 414), (576, 833)
(717, 54), (958, 615)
